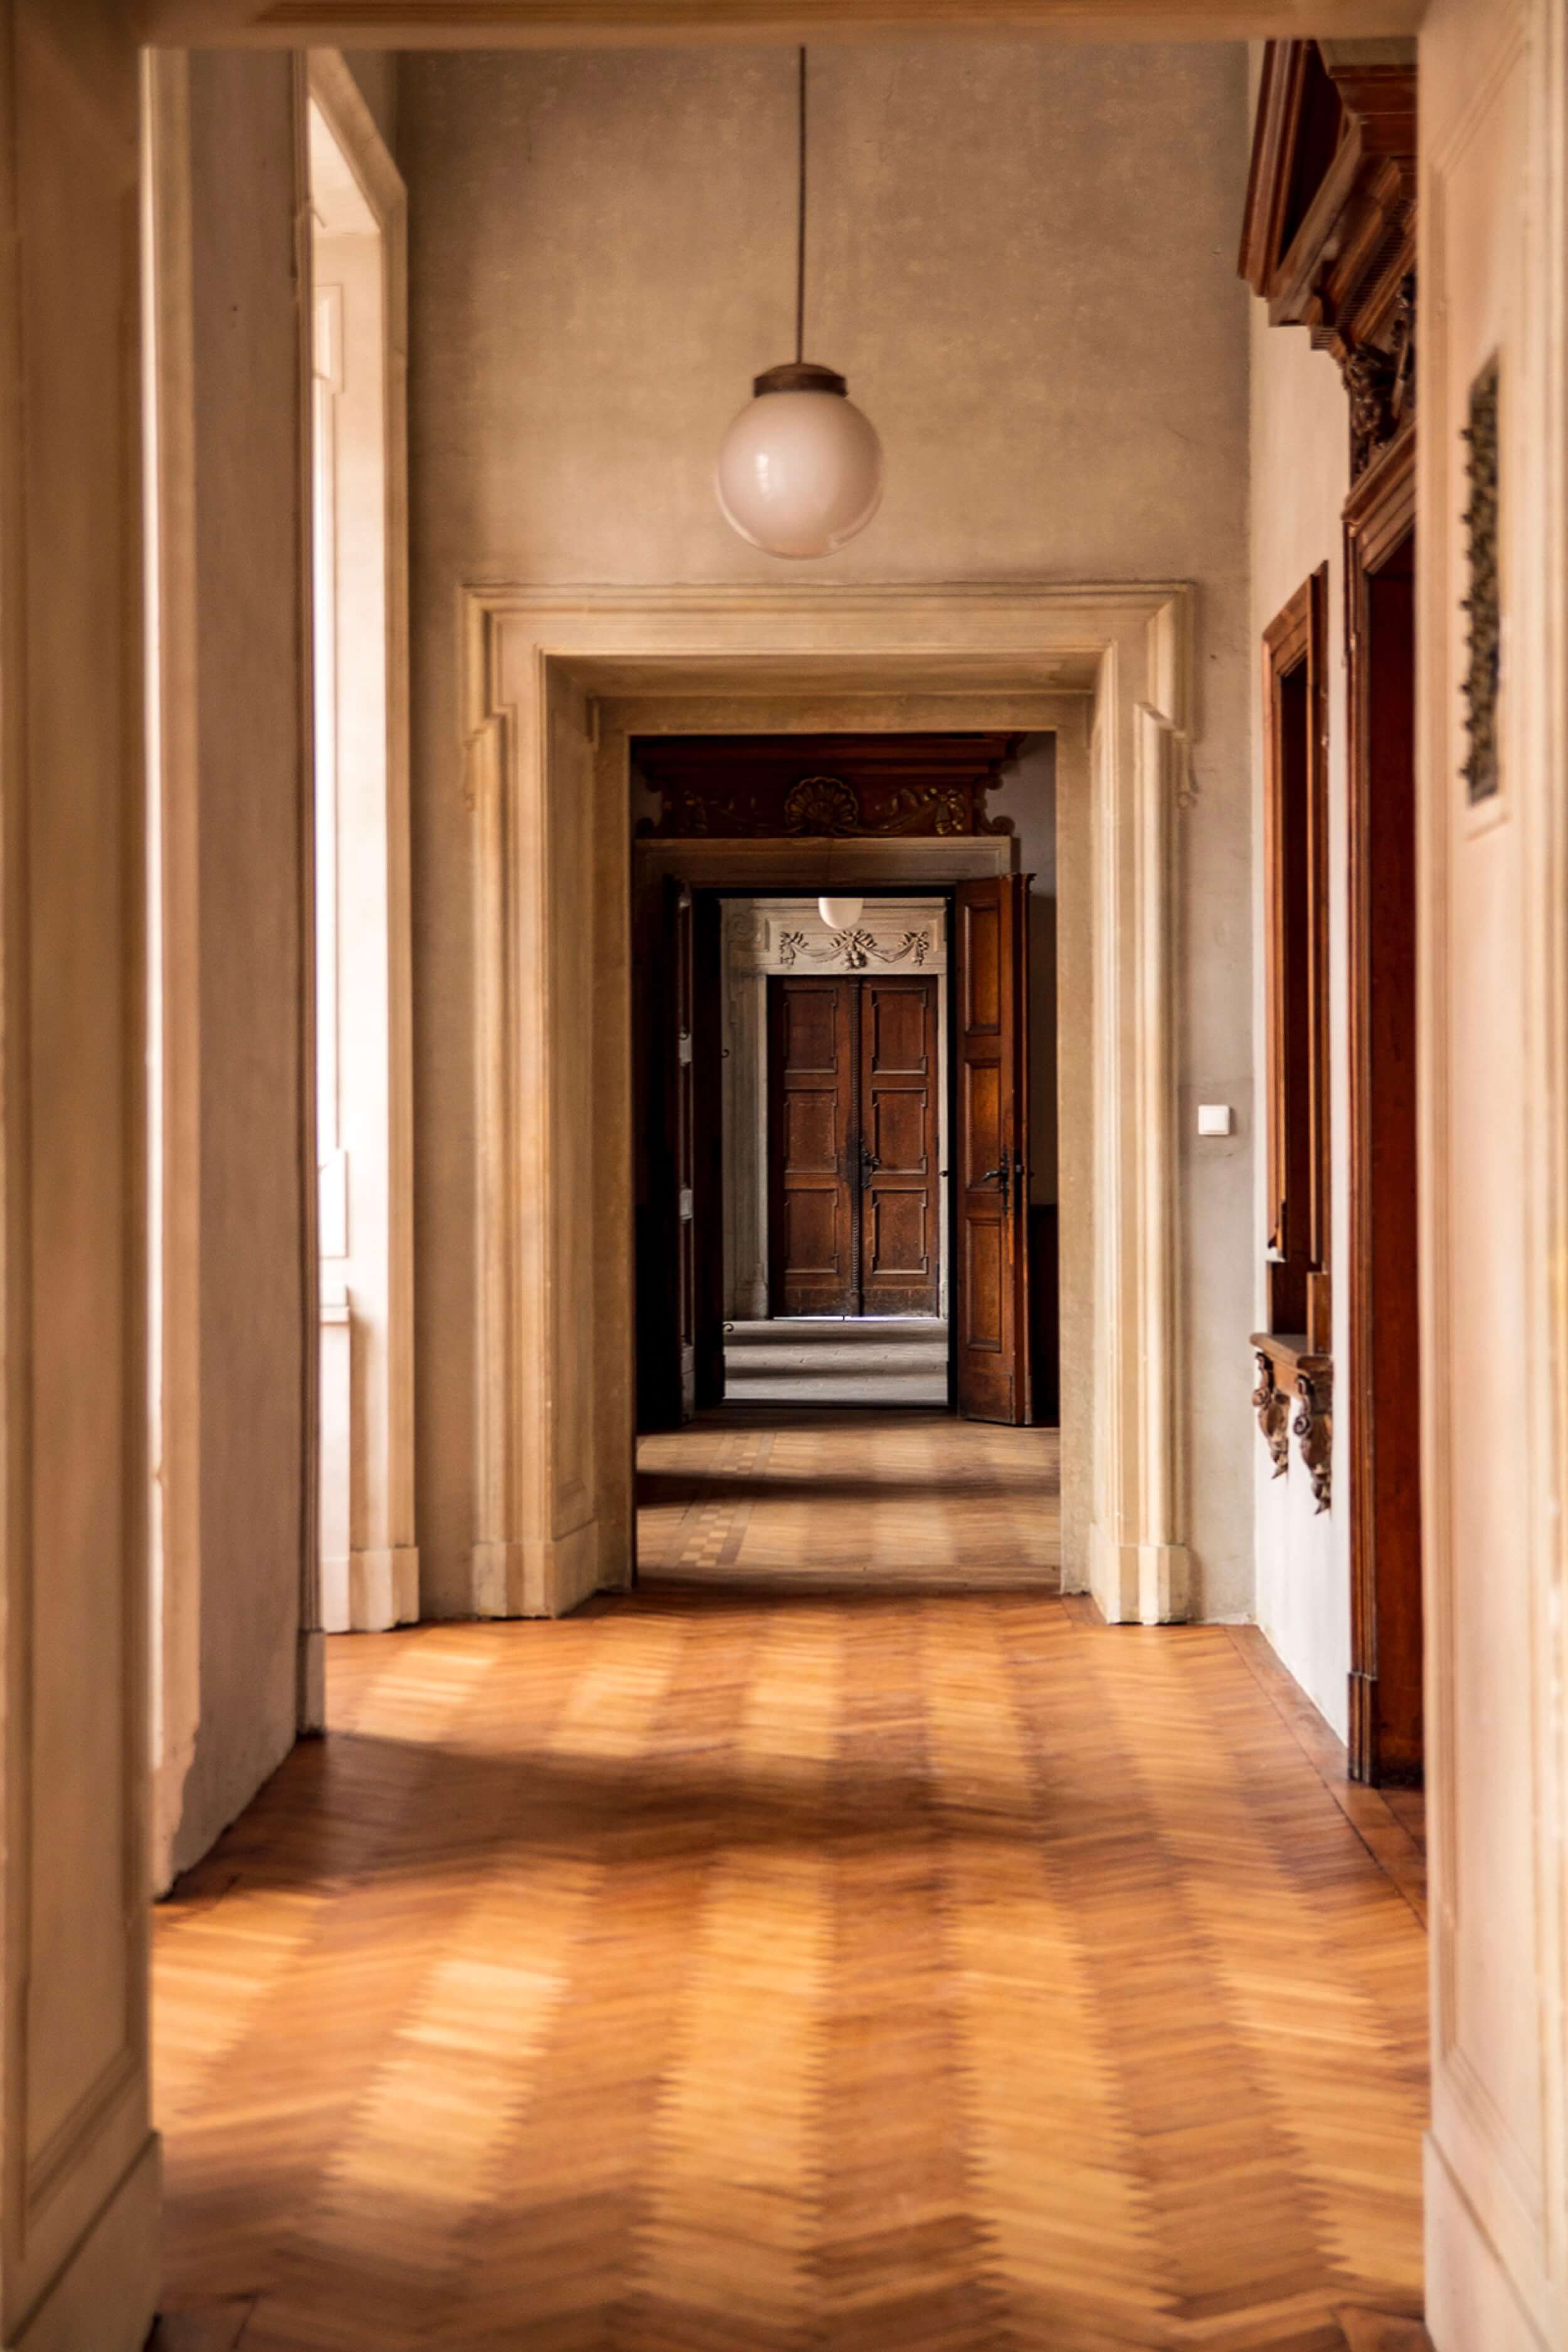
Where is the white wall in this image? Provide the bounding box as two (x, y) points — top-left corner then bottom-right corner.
(1245, 90), (1353, 1729)
(400, 38), (1258, 1620)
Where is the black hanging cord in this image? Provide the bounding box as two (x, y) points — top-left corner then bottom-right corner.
(795, 46), (808, 365)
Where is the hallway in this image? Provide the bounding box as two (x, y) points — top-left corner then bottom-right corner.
(154, 1414), (1426, 2352)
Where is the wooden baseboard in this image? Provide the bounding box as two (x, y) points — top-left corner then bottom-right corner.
(1336, 2309), (1434, 2351)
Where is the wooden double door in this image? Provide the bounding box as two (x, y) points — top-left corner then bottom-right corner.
(769, 975), (941, 1318)
(765, 877), (1034, 1424)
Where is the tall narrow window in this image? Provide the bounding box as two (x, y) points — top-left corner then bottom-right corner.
(1262, 569), (1331, 1351)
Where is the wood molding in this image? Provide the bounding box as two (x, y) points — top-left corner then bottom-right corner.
(633, 731), (1022, 840)
(136, 0), (1427, 45)
(1241, 38), (1416, 481)
(1344, 423), (1421, 1787)
(1261, 569), (1332, 1352)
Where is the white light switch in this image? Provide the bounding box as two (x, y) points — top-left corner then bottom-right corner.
(1197, 1103), (1233, 1137)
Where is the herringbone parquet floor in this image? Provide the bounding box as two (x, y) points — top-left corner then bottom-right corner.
(154, 1411), (1427, 2352)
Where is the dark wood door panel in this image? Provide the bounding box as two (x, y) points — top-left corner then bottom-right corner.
(860, 977), (940, 1316)
(673, 882), (697, 1421)
(955, 876), (1032, 1424)
(959, 894), (1003, 1035)
(866, 982), (931, 1074)
(962, 1216), (1005, 1353)
(960, 1061), (1002, 1190)
(866, 1190), (932, 1281)
(780, 980), (843, 1073)
(867, 1088), (927, 1172)
(781, 1086), (842, 1175)
(782, 1189), (847, 1279)
(769, 978), (858, 1315)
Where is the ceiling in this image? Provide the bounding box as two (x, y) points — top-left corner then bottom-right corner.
(140, 0), (1424, 48)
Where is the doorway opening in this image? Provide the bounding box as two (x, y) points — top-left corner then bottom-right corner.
(305, 64), (416, 1658)
(630, 734), (1061, 1433)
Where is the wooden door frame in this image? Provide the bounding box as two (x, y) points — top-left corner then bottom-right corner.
(461, 582), (1193, 1624)
(1344, 425), (1421, 1784)
(1260, 566), (1332, 1350)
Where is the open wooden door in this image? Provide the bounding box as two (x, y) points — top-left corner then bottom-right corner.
(638, 882), (724, 1429)
(692, 892), (726, 1407)
(954, 876), (1033, 1423)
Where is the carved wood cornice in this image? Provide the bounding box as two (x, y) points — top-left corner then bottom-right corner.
(1240, 39), (1417, 481)
(632, 731), (1024, 840)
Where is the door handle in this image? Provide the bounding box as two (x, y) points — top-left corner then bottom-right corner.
(980, 1162), (1012, 1210)
(859, 1142), (879, 1190)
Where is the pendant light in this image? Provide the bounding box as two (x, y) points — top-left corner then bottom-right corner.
(715, 50), (884, 559)
(818, 894), (864, 931)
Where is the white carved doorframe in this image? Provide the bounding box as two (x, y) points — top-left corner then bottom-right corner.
(460, 581), (1194, 1626)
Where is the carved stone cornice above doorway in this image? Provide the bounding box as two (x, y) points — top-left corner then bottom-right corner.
(727, 898), (948, 979)
(1240, 38), (1417, 479)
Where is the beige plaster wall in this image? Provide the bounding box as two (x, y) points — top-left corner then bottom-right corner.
(400, 40), (1256, 1618)
(0, 4), (160, 2334)
(342, 50), (397, 152)
(1244, 108), (1353, 1732)
(169, 52), (309, 1877)
(1416, 3), (1568, 2343)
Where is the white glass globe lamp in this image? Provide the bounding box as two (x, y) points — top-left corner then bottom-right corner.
(716, 362), (884, 560)
(818, 893), (864, 931)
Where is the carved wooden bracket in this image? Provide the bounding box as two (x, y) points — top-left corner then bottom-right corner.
(1293, 1366), (1334, 1512)
(1239, 41), (1417, 481)
(1459, 355), (1500, 803)
(1252, 1350), (1291, 1477)
(1251, 1332), (1332, 1507)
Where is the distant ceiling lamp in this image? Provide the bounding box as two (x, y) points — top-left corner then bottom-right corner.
(818, 894), (864, 931)
(714, 49), (884, 559)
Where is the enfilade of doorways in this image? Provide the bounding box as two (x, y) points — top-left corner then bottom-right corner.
(629, 731), (1062, 1435)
